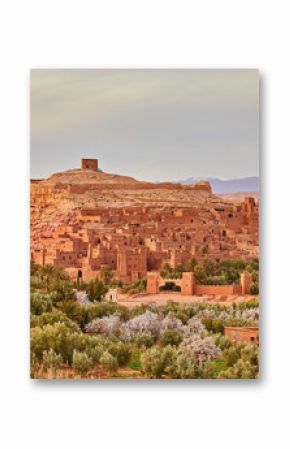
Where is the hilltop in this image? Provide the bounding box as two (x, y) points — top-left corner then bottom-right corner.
(31, 160), (233, 226)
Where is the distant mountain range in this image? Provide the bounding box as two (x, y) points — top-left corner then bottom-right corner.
(177, 176), (259, 194)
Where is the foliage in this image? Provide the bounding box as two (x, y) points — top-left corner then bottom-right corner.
(160, 330), (183, 347)
(250, 282), (259, 294)
(30, 311), (80, 331)
(42, 349), (63, 372)
(193, 264), (207, 283)
(99, 265), (113, 286)
(48, 280), (75, 302)
(86, 278), (108, 302)
(99, 351), (118, 373)
(120, 310), (161, 341)
(165, 351), (197, 379)
(107, 341), (132, 366)
(160, 282), (181, 291)
(31, 294), (53, 315)
(134, 332), (155, 348)
(141, 346), (176, 378)
(85, 315), (121, 336)
(122, 278), (147, 294)
(181, 335), (221, 362)
(72, 350), (93, 373)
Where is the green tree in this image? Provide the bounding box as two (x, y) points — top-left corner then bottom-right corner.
(86, 278), (107, 302)
(72, 350), (93, 373)
(100, 351), (119, 373)
(39, 264), (57, 292)
(42, 349), (63, 373)
(160, 330), (183, 347)
(193, 264), (207, 284)
(188, 257), (198, 272)
(100, 265), (113, 286)
(201, 246), (208, 255)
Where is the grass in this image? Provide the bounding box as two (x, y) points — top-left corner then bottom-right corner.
(213, 359), (227, 375)
(128, 351), (142, 370)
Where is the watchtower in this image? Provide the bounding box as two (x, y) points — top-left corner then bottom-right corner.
(81, 159), (98, 171)
(240, 272), (253, 295)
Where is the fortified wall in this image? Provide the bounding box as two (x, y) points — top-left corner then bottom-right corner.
(147, 271), (252, 296)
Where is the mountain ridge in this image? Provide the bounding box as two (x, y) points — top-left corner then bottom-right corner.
(176, 176), (259, 194)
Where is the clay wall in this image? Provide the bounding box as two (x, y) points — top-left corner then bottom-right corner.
(195, 284), (242, 295)
(224, 327), (259, 345)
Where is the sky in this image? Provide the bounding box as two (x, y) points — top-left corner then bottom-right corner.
(30, 69), (259, 182)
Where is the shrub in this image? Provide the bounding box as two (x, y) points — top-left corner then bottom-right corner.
(49, 280), (75, 302)
(141, 346), (177, 378)
(72, 350), (93, 373)
(160, 330), (183, 347)
(100, 351), (118, 373)
(31, 294), (53, 315)
(107, 341), (132, 366)
(165, 351), (196, 379)
(218, 359), (258, 379)
(42, 349), (63, 372)
(249, 282), (259, 294)
(86, 345), (104, 364)
(30, 311), (80, 332)
(134, 332), (155, 348)
(86, 278), (108, 302)
(31, 322), (82, 363)
(214, 334), (232, 351)
(58, 300), (85, 326)
(223, 345), (241, 366)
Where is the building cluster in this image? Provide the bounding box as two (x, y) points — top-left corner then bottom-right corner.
(31, 197), (259, 283)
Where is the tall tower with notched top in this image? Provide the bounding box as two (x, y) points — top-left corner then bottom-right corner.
(81, 158), (98, 171)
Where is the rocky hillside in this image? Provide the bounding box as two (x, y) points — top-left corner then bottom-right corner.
(31, 168), (235, 226)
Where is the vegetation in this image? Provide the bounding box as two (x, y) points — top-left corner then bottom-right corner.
(30, 263), (259, 379)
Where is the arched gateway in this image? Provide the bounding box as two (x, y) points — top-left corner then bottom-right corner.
(146, 272), (252, 296)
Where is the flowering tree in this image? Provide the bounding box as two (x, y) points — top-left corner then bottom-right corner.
(85, 315), (121, 335)
(120, 310), (161, 341)
(181, 335), (221, 362)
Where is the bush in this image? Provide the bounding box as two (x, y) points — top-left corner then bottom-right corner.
(31, 322), (82, 363)
(86, 345), (104, 364)
(58, 300), (85, 326)
(30, 311), (80, 332)
(100, 351), (119, 373)
(249, 282), (259, 294)
(160, 330), (183, 347)
(141, 346), (177, 378)
(223, 345), (241, 366)
(72, 350), (93, 373)
(107, 341), (132, 366)
(134, 332), (154, 348)
(165, 351), (196, 378)
(86, 278), (108, 302)
(42, 349), (63, 372)
(218, 359), (258, 379)
(31, 294), (53, 315)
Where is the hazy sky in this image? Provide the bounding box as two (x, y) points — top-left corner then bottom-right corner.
(30, 69), (259, 181)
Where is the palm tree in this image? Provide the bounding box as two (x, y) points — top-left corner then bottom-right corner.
(39, 264), (57, 292)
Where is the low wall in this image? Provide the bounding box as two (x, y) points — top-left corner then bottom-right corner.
(194, 284), (242, 295)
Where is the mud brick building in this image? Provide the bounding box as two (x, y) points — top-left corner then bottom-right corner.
(31, 159), (259, 283)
